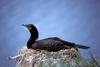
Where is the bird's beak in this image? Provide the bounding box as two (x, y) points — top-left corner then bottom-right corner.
(22, 24), (27, 27)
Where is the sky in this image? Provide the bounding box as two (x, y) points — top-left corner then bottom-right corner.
(0, 0), (100, 67)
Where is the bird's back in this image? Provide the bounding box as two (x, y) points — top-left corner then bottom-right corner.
(32, 37), (74, 51)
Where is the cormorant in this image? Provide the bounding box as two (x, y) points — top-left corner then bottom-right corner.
(22, 24), (90, 52)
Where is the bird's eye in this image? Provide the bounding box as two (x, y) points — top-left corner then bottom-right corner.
(27, 25), (31, 27)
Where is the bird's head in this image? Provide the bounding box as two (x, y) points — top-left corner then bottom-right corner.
(22, 24), (39, 40)
(22, 24), (34, 31)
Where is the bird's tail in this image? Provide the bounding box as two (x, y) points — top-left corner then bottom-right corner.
(75, 44), (90, 49)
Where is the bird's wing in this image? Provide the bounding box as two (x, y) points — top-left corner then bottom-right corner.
(36, 38), (63, 46)
(32, 38), (64, 51)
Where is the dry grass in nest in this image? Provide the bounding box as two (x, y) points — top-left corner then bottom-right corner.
(9, 47), (83, 67)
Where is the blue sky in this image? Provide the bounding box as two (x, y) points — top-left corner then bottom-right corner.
(0, 0), (100, 67)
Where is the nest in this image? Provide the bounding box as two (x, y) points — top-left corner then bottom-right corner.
(9, 47), (82, 67)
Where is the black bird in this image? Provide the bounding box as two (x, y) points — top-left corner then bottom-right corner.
(22, 24), (90, 52)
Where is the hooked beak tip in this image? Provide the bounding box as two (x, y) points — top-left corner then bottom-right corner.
(22, 24), (26, 26)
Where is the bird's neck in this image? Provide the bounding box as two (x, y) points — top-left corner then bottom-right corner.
(27, 28), (39, 48)
(27, 35), (35, 48)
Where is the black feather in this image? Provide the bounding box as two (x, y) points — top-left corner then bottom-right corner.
(23, 24), (90, 52)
